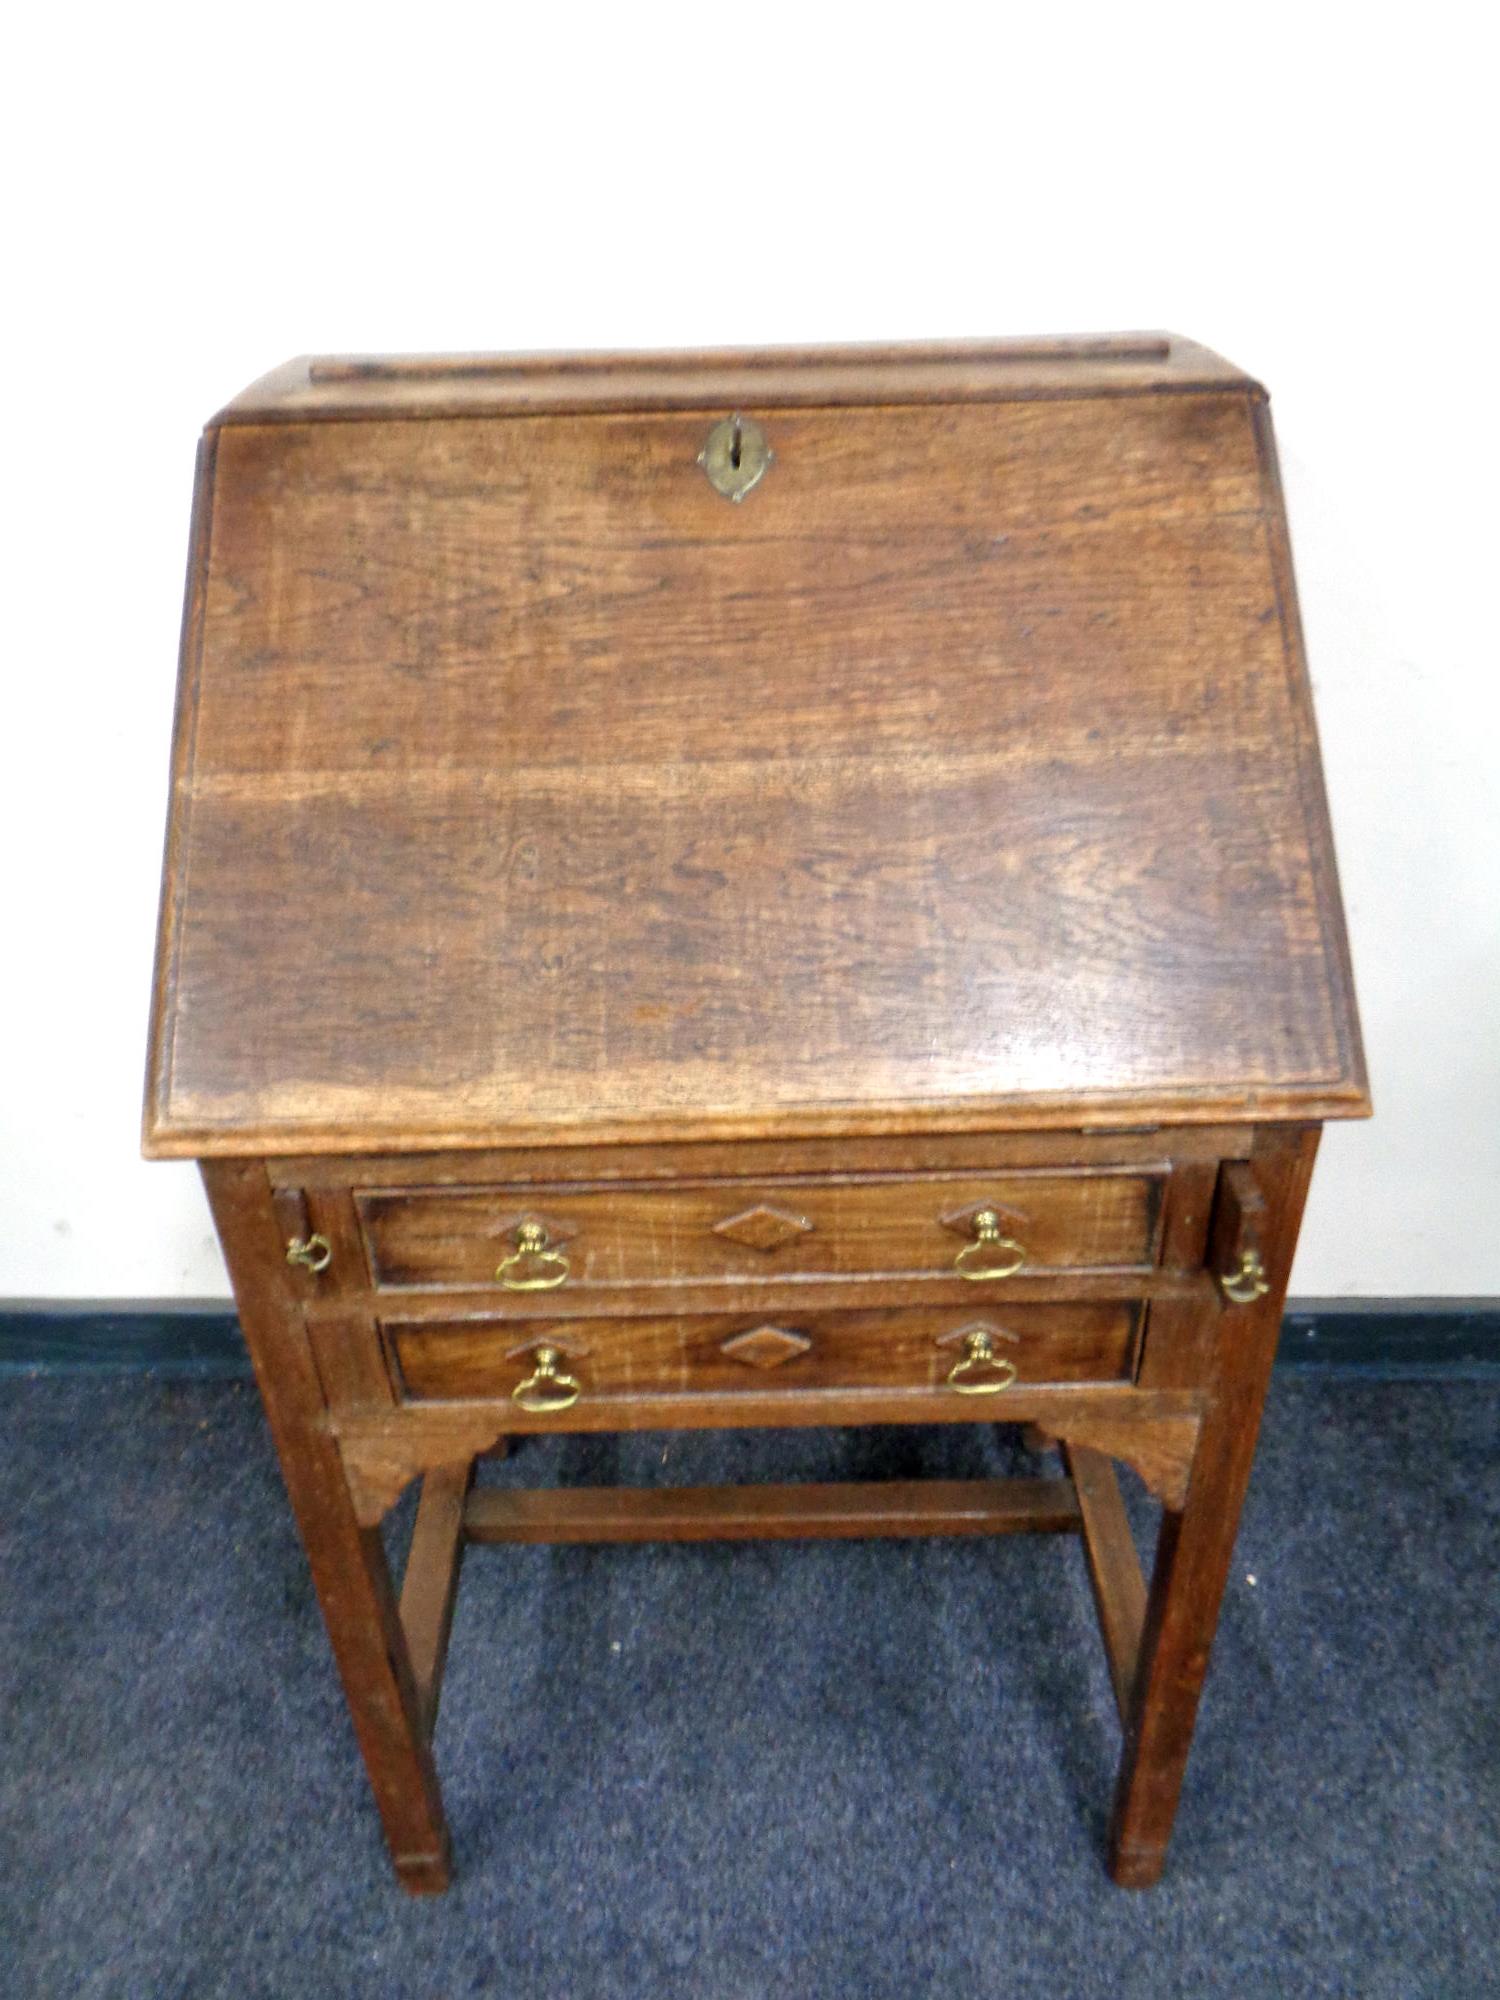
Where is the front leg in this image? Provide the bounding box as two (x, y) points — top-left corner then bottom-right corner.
(1107, 1127), (1318, 1887)
(201, 1159), (453, 1893)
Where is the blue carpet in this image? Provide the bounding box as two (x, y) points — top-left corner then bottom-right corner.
(0, 1377), (1495, 1999)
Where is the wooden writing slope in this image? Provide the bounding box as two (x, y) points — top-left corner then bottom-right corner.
(145, 335), (1368, 1892)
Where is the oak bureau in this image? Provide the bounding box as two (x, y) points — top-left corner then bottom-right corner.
(144, 336), (1369, 1892)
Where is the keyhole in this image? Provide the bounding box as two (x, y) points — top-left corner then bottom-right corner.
(700, 414), (770, 499)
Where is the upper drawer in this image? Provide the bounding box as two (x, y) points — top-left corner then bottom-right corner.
(355, 1170), (1164, 1292)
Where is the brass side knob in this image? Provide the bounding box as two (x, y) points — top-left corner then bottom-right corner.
(953, 1209), (1026, 1281)
(1220, 1248), (1270, 1304)
(496, 1221), (570, 1292)
(512, 1345), (582, 1414)
(285, 1234), (332, 1274)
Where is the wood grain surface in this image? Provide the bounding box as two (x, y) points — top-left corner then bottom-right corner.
(146, 381), (1365, 1155)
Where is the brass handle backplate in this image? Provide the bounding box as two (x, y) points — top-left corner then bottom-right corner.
(954, 1209), (1026, 1281)
(946, 1328), (1019, 1396)
(699, 414), (772, 502)
(512, 1344), (581, 1414)
(496, 1221), (571, 1292)
(285, 1233), (332, 1274)
(1220, 1248), (1270, 1304)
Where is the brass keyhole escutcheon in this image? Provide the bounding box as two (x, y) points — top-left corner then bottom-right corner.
(699, 414), (772, 502)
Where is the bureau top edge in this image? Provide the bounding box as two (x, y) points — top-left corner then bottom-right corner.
(212, 333), (1260, 427)
(142, 1084), (1369, 1163)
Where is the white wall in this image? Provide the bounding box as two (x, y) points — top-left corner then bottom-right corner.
(3, 3), (1494, 1300)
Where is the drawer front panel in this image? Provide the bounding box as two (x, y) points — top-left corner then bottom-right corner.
(385, 1302), (1141, 1405)
(357, 1171), (1164, 1292)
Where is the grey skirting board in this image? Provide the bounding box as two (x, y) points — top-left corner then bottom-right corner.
(0, 1297), (1496, 1378)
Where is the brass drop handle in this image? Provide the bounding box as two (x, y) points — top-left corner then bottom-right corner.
(946, 1328), (1018, 1395)
(1220, 1248), (1270, 1304)
(496, 1221), (570, 1291)
(954, 1209), (1026, 1280)
(285, 1234), (332, 1274)
(512, 1345), (581, 1414)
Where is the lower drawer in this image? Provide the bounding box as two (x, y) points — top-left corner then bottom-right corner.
(383, 1302), (1141, 1408)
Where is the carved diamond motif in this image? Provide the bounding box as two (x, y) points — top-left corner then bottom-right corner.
(720, 1325), (813, 1370)
(711, 1203), (814, 1252)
